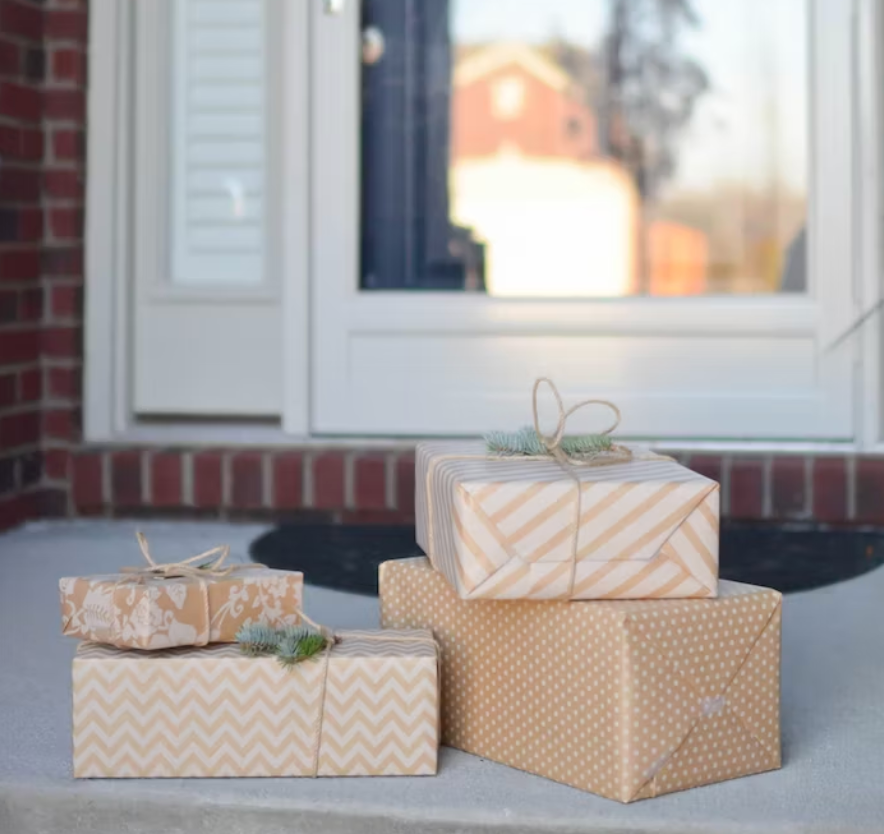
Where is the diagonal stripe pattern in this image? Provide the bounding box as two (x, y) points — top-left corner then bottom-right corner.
(73, 632), (439, 778)
(417, 441), (720, 600)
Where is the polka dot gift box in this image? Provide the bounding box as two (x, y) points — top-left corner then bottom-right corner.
(380, 557), (781, 803)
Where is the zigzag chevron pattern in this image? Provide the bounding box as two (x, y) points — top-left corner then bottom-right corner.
(73, 634), (439, 778)
(416, 441), (719, 600)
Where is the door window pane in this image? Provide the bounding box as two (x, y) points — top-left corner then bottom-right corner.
(169, 0), (267, 286)
(360, 0), (808, 296)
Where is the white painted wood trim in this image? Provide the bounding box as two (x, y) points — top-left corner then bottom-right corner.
(857, 0), (883, 448)
(279, 0), (310, 435)
(84, 0), (131, 442)
(85, 0), (311, 439)
(90, 423), (859, 455)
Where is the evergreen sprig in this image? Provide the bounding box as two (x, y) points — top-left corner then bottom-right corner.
(235, 623), (279, 657)
(485, 426), (614, 457)
(235, 622), (330, 669)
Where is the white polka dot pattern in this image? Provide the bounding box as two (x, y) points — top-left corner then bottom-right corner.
(379, 558), (781, 803)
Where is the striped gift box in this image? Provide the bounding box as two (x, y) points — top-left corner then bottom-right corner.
(417, 441), (720, 600)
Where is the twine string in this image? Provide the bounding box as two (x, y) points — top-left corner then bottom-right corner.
(305, 625), (439, 777)
(530, 377), (633, 598)
(110, 533), (266, 647)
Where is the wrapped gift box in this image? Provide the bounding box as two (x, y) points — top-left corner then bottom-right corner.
(60, 567), (303, 650)
(416, 441), (720, 600)
(72, 629), (439, 778)
(380, 557), (781, 803)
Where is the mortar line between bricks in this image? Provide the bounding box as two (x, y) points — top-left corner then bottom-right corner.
(142, 451), (152, 506)
(803, 456), (813, 520)
(385, 452), (396, 510)
(0, 444), (42, 459)
(846, 455), (857, 521)
(302, 451), (314, 508)
(0, 320), (45, 333)
(262, 451), (271, 509)
(181, 451), (194, 507)
(714, 455), (728, 518)
(761, 456), (773, 519)
(0, 402), (43, 417)
(343, 451), (356, 510)
(221, 453), (232, 511)
(100, 452), (111, 510)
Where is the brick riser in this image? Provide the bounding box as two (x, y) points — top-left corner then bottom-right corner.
(4, 448), (865, 529)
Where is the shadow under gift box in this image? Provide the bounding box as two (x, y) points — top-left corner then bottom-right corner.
(72, 630), (439, 778)
(416, 441), (720, 601)
(380, 557), (781, 803)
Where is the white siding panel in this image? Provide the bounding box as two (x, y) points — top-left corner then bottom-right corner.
(190, 26), (262, 52)
(170, 0), (266, 286)
(188, 0), (261, 25)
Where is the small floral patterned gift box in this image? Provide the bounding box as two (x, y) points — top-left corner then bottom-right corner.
(380, 557), (782, 803)
(60, 535), (303, 650)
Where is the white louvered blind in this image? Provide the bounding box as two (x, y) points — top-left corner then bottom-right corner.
(170, 0), (267, 286)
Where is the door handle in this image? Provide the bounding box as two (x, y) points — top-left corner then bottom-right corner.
(322, 0), (346, 15)
(362, 26), (385, 65)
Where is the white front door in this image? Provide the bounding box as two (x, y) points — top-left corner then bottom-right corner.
(131, 0), (286, 418)
(310, 0), (858, 441)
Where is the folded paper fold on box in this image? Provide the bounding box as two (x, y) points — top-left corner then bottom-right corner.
(72, 629), (439, 778)
(380, 557), (780, 802)
(417, 440), (720, 600)
(60, 567), (303, 650)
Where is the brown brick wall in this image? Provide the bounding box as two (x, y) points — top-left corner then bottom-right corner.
(0, 1), (876, 534)
(0, 0), (85, 530)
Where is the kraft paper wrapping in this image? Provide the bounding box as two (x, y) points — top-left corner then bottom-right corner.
(72, 629), (439, 778)
(60, 568), (303, 650)
(416, 440), (720, 600)
(380, 558), (781, 803)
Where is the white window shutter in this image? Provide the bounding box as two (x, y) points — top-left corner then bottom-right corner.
(170, 0), (267, 286)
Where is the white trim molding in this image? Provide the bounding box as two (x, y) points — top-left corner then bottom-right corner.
(84, 0), (131, 441)
(84, 0), (310, 441)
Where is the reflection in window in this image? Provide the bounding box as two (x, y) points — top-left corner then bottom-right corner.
(361, 0), (807, 296)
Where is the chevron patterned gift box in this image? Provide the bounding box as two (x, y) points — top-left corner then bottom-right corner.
(72, 629), (439, 778)
(417, 440), (720, 600)
(380, 558), (782, 803)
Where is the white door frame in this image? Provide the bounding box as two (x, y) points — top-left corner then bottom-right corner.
(84, 0), (884, 449)
(309, 0), (869, 442)
(84, 0), (310, 442)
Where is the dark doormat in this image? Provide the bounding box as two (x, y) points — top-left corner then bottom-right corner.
(250, 521), (884, 597)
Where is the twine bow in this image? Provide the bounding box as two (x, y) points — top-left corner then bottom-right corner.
(426, 378), (668, 600)
(531, 377), (631, 467)
(121, 532), (239, 580)
(111, 533), (263, 648)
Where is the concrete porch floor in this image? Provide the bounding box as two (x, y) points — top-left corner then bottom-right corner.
(0, 520), (882, 834)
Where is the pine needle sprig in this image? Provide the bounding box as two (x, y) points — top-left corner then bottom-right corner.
(235, 623), (280, 657)
(235, 622), (331, 669)
(485, 425), (614, 457)
(298, 633), (327, 657)
(277, 632), (327, 668)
